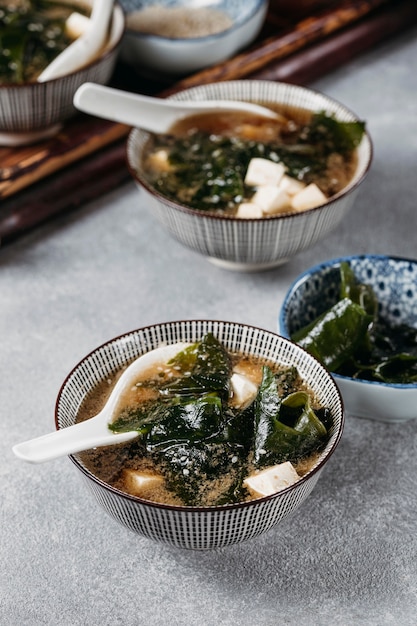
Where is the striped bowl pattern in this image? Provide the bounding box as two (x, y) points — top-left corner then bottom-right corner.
(56, 320), (344, 550)
(127, 81), (372, 271)
(0, 1), (125, 134)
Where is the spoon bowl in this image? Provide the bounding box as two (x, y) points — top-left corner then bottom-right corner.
(12, 342), (190, 463)
(73, 82), (279, 133)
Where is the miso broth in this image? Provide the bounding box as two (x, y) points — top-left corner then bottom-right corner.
(141, 104), (365, 216)
(76, 334), (332, 507)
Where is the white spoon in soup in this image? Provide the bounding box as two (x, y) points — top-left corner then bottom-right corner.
(73, 82), (280, 133)
(12, 343), (192, 464)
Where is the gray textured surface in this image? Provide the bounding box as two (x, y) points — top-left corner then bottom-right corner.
(2, 27), (417, 626)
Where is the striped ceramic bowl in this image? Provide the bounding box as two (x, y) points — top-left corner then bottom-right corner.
(127, 80), (372, 271)
(0, 0), (124, 146)
(56, 320), (344, 550)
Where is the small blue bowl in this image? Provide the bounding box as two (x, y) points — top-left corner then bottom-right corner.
(279, 255), (417, 422)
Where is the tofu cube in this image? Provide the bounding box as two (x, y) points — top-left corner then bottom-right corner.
(252, 185), (291, 215)
(65, 12), (90, 39)
(243, 462), (300, 498)
(291, 183), (327, 212)
(245, 158), (285, 187)
(279, 175), (306, 196)
(230, 372), (258, 408)
(123, 470), (164, 497)
(146, 149), (172, 172)
(236, 202), (263, 219)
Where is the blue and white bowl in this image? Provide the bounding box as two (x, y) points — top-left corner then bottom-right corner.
(279, 255), (417, 422)
(0, 0), (124, 146)
(56, 320), (344, 550)
(120, 0), (269, 75)
(127, 80), (372, 271)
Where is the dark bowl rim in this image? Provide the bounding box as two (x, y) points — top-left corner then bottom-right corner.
(124, 0), (267, 43)
(126, 80), (373, 223)
(55, 318), (345, 513)
(279, 253), (417, 390)
(0, 1), (125, 89)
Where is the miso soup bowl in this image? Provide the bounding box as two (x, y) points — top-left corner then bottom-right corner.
(0, 0), (124, 146)
(56, 319), (344, 550)
(279, 255), (417, 422)
(126, 80), (372, 272)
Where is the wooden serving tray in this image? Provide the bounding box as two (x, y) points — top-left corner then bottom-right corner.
(1, 0), (416, 245)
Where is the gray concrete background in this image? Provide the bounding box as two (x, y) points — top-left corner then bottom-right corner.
(2, 26), (417, 626)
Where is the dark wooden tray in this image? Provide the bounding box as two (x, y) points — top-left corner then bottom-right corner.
(1, 0), (416, 245)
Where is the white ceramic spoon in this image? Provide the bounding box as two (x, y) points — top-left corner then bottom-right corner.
(37, 0), (114, 82)
(12, 343), (191, 464)
(73, 82), (279, 133)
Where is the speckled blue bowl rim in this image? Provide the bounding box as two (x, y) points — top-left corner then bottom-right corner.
(123, 0), (267, 42)
(279, 254), (417, 390)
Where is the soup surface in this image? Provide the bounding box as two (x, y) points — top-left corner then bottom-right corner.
(77, 334), (332, 507)
(141, 105), (365, 217)
(0, 0), (88, 84)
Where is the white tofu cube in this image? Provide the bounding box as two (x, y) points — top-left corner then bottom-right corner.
(230, 372), (258, 408)
(245, 158), (286, 187)
(279, 175), (306, 196)
(291, 183), (327, 212)
(65, 12), (90, 39)
(243, 462), (300, 498)
(146, 149), (171, 172)
(252, 185), (291, 214)
(236, 202), (264, 219)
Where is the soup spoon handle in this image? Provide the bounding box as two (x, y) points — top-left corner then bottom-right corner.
(73, 83), (279, 133)
(37, 0), (114, 82)
(12, 418), (137, 464)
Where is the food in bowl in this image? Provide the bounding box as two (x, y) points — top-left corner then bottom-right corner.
(120, 0), (268, 76)
(0, 0), (124, 145)
(125, 4), (233, 38)
(77, 332), (332, 506)
(0, 0), (92, 84)
(127, 80), (372, 271)
(141, 107), (366, 218)
(279, 255), (417, 422)
(291, 261), (417, 384)
(55, 320), (343, 548)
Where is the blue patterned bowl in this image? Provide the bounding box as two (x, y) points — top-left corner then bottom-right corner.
(56, 320), (344, 550)
(0, 0), (124, 146)
(127, 80), (372, 271)
(120, 0), (268, 75)
(279, 255), (417, 422)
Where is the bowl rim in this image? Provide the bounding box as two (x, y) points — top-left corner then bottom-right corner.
(126, 80), (373, 223)
(0, 0), (125, 89)
(55, 319), (345, 513)
(279, 253), (417, 390)
(124, 0), (267, 43)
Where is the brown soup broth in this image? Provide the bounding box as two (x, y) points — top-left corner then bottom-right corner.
(141, 103), (359, 215)
(76, 348), (326, 507)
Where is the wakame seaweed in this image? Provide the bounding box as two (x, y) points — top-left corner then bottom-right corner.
(109, 333), (329, 505)
(292, 262), (417, 383)
(0, 0), (81, 84)
(145, 112), (365, 215)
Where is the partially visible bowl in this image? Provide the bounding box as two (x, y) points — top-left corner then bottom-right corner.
(126, 80), (372, 271)
(56, 319), (344, 550)
(0, 0), (124, 146)
(279, 255), (417, 422)
(120, 0), (269, 76)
